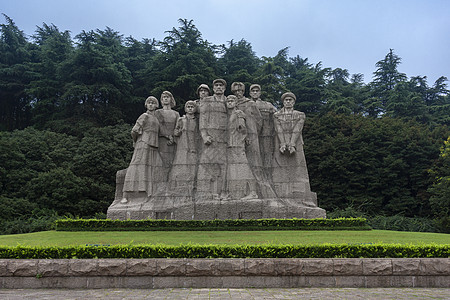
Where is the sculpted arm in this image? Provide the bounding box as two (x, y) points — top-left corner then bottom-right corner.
(174, 116), (184, 137)
(131, 113), (147, 145)
(167, 111), (180, 145)
(273, 113), (287, 153)
(199, 104), (213, 145)
(288, 112), (305, 154)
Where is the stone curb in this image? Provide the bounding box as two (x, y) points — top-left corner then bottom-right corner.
(0, 258), (448, 288)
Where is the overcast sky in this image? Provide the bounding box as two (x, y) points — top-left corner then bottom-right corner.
(2, 0), (449, 84)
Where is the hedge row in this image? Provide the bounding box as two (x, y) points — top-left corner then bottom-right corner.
(0, 244), (447, 259)
(55, 218), (371, 231)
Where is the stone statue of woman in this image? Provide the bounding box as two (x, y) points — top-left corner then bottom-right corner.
(121, 96), (163, 204)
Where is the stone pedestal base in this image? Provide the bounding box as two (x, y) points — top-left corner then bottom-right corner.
(107, 197), (326, 220)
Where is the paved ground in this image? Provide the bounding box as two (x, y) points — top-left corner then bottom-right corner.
(1, 288), (450, 299)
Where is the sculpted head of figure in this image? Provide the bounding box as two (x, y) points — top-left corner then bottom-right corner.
(231, 82), (245, 99)
(249, 84), (261, 100)
(212, 79), (226, 96)
(184, 100), (197, 115)
(145, 96), (159, 111)
(196, 84), (211, 99)
(281, 92), (296, 109)
(226, 95), (237, 109)
(161, 91), (176, 108)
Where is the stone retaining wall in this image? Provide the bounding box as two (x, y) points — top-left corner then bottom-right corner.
(1, 258), (448, 288)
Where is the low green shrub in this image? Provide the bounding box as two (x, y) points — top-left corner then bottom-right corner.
(328, 208), (443, 233)
(0, 243), (447, 259)
(55, 217), (371, 231)
(0, 210), (60, 235)
(369, 215), (438, 233)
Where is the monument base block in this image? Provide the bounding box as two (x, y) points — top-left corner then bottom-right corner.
(107, 197), (326, 220)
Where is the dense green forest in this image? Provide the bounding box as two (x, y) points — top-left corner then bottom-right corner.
(1, 17), (449, 233)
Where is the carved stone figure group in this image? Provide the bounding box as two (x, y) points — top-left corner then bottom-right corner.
(120, 80), (316, 207)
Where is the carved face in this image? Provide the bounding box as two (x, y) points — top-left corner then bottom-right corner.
(283, 96), (295, 109)
(199, 88), (210, 99)
(161, 94), (171, 106)
(233, 87), (245, 99)
(146, 100), (158, 111)
(250, 87), (261, 100)
(226, 97), (237, 109)
(213, 82), (225, 95)
(185, 103), (196, 114)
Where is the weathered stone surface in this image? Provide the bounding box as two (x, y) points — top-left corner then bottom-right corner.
(419, 258), (450, 275)
(152, 276), (189, 288)
(97, 259), (127, 276)
(392, 258), (421, 275)
(335, 275), (365, 287)
(302, 259), (334, 275)
(126, 259), (157, 276)
(1, 258), (448, 289)
(287, 275), (308, 287)
(107, 85), (326, 220)
(185, 259), (220, 276)
(305, 276), (336, 287)
(390, 275), (415, 287)
(415, 276), (450, 288)
(221, 276), (249, 288)
(333, 258), (363, 275)
(68, 259), (98, 276)
(37, 259), (69, 277)
(365, 275), (392, 288)
(7, 260), (38, 277)
(245, 259), (276, 276)
(156, 258), (186, 276)
(217, 258), (245, 276)
(274, 258), (303, 276)
(363, 259), (392, 275)
(0, 260), (9, 276)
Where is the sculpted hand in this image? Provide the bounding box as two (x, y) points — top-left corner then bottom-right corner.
(279, 144), (287, 153)
(167, 135), (174, 145)
(204, 136), (213, 145)
(288, 145), (296, 154)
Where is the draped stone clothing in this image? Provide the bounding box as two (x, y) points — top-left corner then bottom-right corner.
(272, 108), (313, 203)
(255, 99), (277, 173)
(167, 115), (199, 197)
(155, 108), (180, 180)
(196, 95), (228, 197)
(226, 109), (257, 199)
(123, 111), (163, 196)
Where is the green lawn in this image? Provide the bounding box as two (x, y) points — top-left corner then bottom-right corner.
(0, 230), (448, 247)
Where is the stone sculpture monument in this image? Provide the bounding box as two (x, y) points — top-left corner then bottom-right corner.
(108, 80), (326, 220)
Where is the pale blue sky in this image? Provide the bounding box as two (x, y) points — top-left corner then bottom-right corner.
(2, 0), (449, 84)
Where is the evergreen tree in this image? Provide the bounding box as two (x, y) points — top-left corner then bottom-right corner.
(285, 55), (329, 114)
(57, 28), (132, 130)
(219, 38), (261, 85)
(254, 47), (290, 106)
(122, 37), (159, 120)
(428, 136), (450, 221)
(427, 76), (450, 126)
(369, 49), (407, 115)
(27, 23), (73, 128)
(149, 19), (219, 109)
(0, 14), (33, 130)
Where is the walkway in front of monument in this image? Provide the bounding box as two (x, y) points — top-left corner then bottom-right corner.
(1, 288), (449, 299)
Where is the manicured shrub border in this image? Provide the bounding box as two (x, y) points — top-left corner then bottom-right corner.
(0, 244), (447, 259)
(55, 218), (371, 231)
